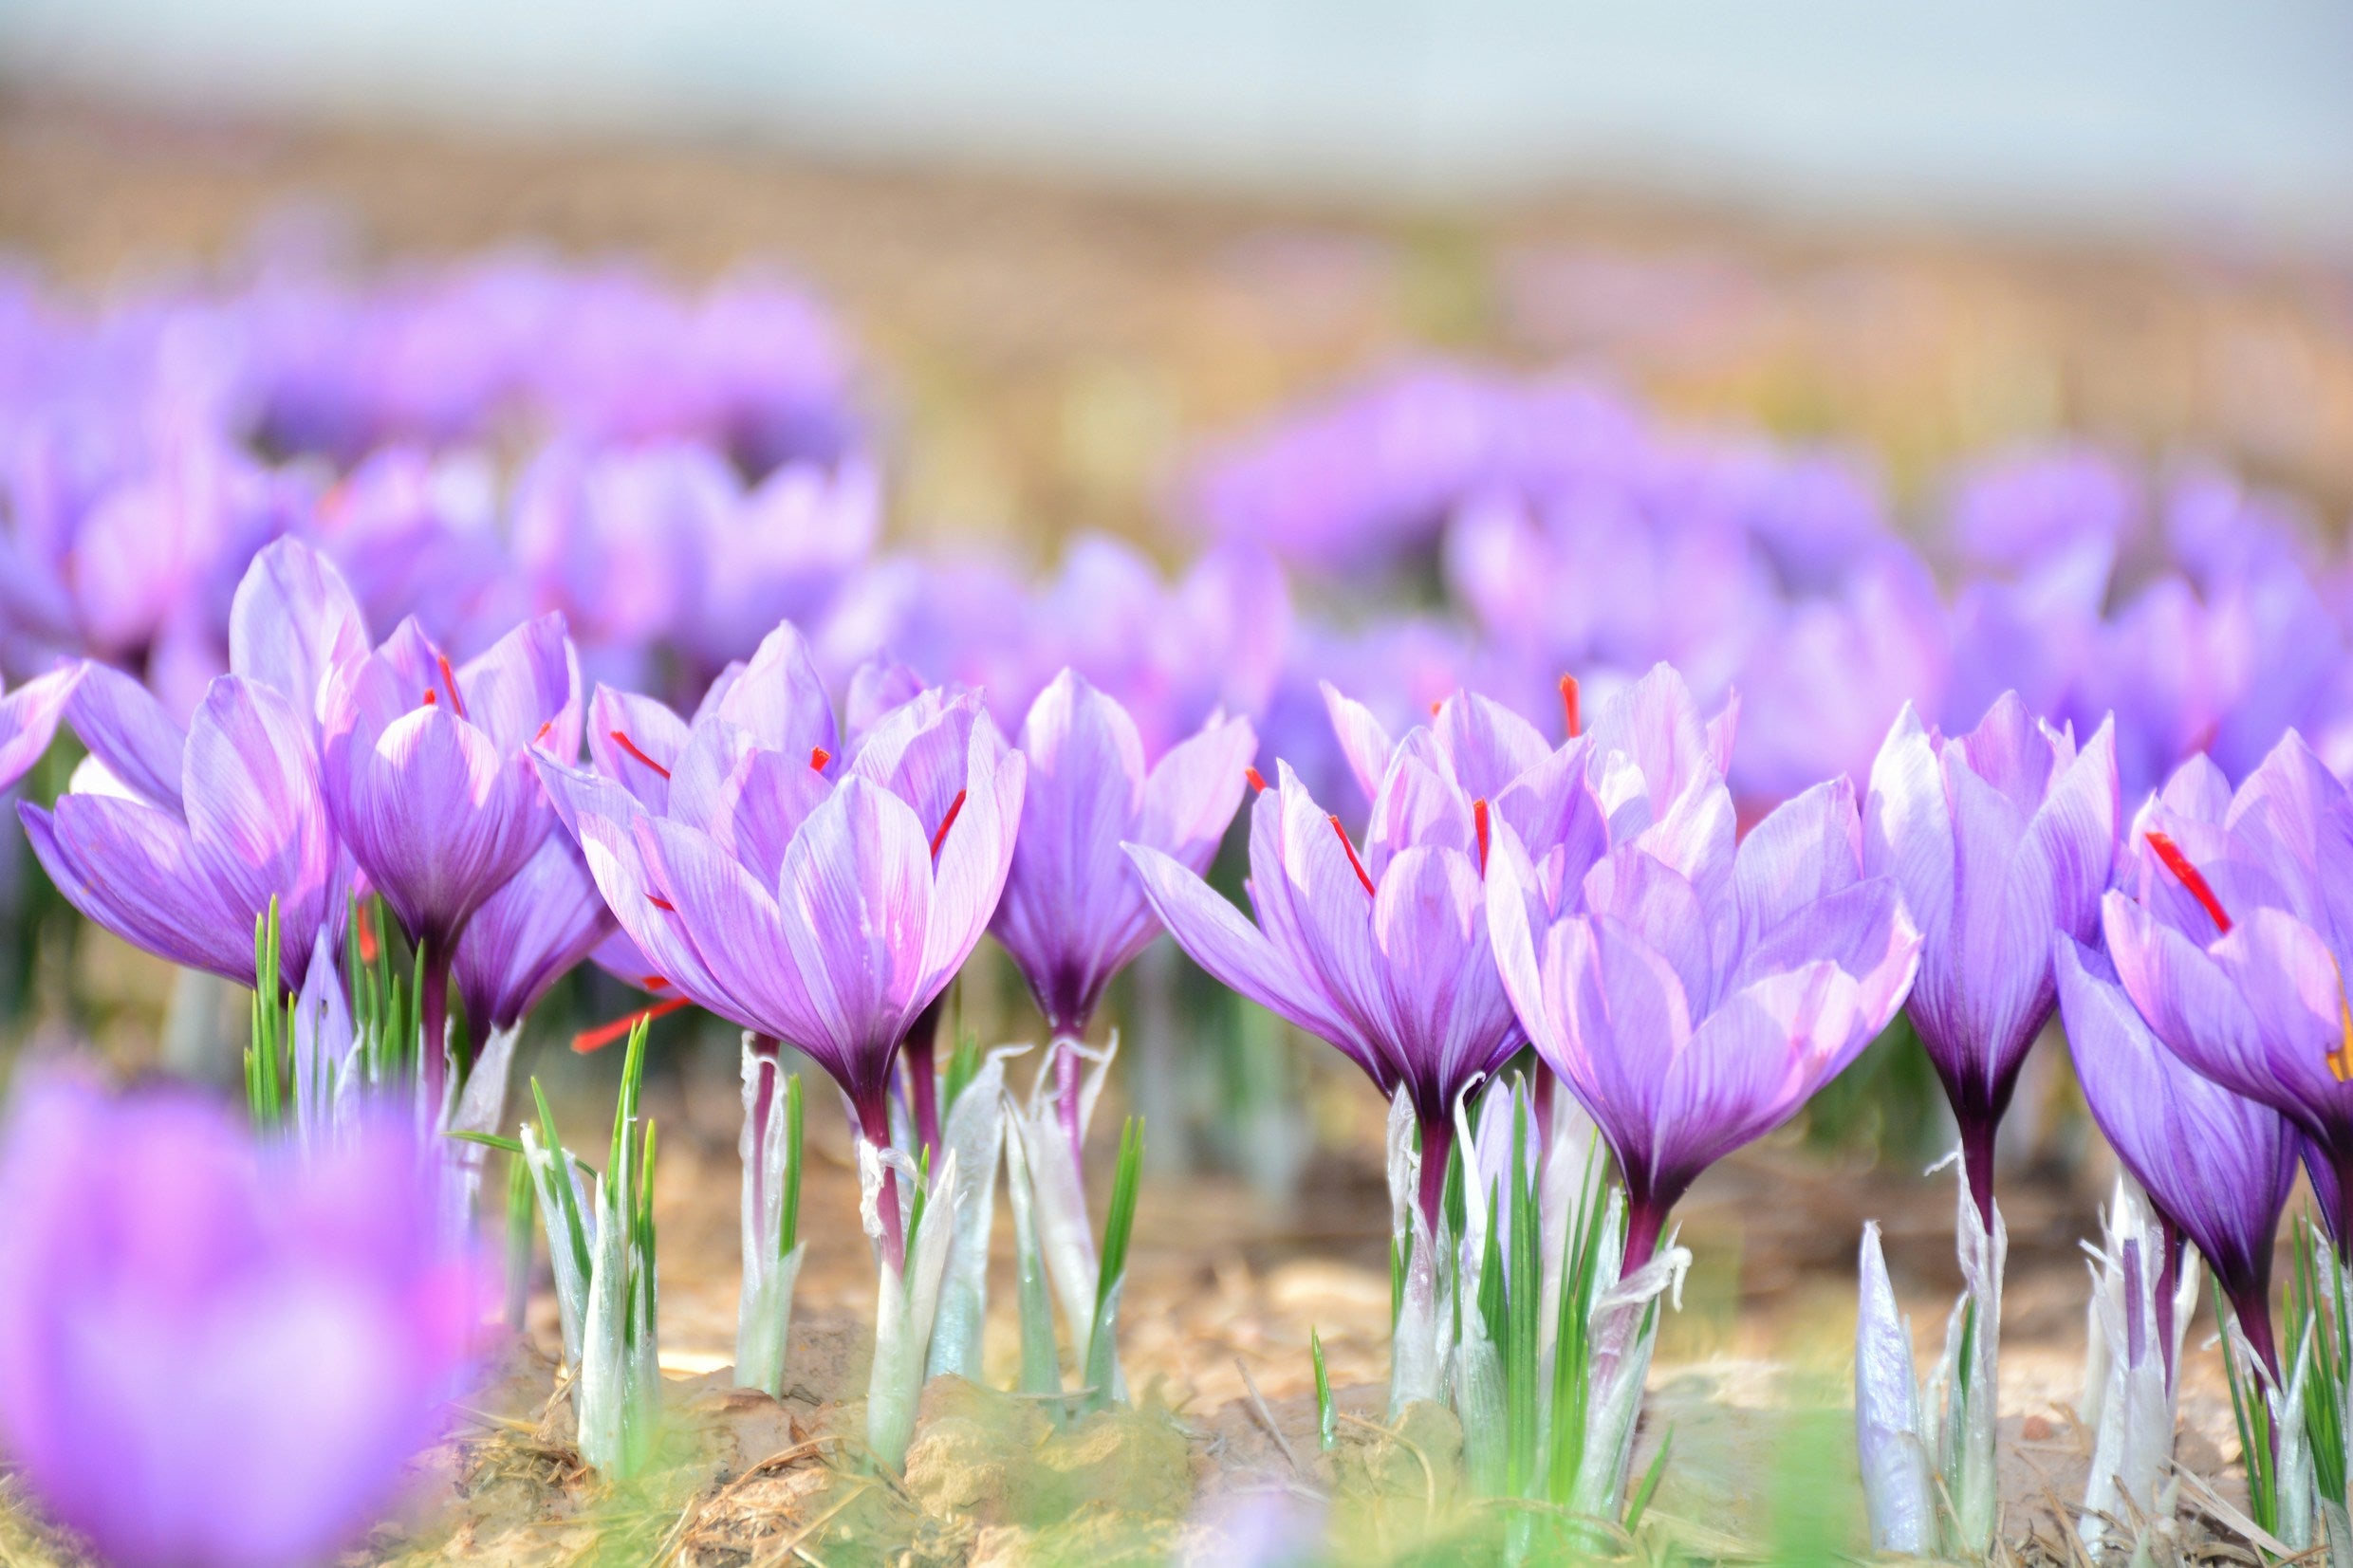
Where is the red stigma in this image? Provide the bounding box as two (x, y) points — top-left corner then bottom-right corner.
(1328, 816), (1377, 896)
(2147, 831), (2232, 935)
(435, 654), (468, 720)
(930, 789), (968, 860)
(609, 730), (672, 781)
(1430, 700), (1443, 717)
(1560, 674), (1582, 740)
(1245, 766), (1269, 794)
(355, 907), (379, 965)
(644, 975), (671, 990)
(810, 746), (831, 771)
(572, 994), (692, 1054)
(533, 718), (555, 749)
(421, 689), (437, 709)
(646, 894), (677, 913)
(1473, 797), (1491, 874)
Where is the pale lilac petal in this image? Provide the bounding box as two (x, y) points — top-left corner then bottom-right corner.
(341, 709), (541, 948)
(226, 539), (369, 716)
(585, 686), (691, 809)
(455, 614), (580, 758)
(181, 678), (337, 971)
(1369, 844), (1515, 1109)
(922, 735), (1023, 999)
(21, 799), (256, 985)
(1651, 964), (1856, 1193)
(1432, 691), (1548, 800)
(65, 663), (186, 812)
(1319, 681), (1394, 804)
(0, 666), (79, 796)
(641, 815), (827, 1048)
(1734, 776), (1862, 958)
(713, 620), (837, 758)
(1364, 748), (1476, 876)
(454, 833), (612, 1033)
(1862, 703), (1954, 950)
(1955, 691), (2058, 810)
(1581, 847), (1714, 1014)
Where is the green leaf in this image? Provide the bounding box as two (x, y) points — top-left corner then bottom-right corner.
(778, 1073), (805, 1260)
(1311, 1326), (1336, 1452)
(450, 1130), (528, 1154)
(1083, 1117), (1145, 1410)
(1622, 1424), (1672, 1532)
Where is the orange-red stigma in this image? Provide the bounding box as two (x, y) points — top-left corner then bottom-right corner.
(1245, 766), (1269, 793)
(1560, 674), (1582, 740)
(610, 730), (672, 780)
(1473, 797), (1491, 874)
(572, 994), (692, 1054)
(533, 718), (555, 749)
(646, 894), (676, 913)
(810, 746), (831, 771)
(2146, 831), (2232, 935)
(421, 689), (437, 709)
(930, 789), (968, 860)
(435, 654), (468, 719)
(1329, 816), (1376, 896)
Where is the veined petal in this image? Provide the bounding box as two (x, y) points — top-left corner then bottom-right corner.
(713, 620), (838, 759)
(585, 686), (690, 809)
(1862, 702), (1953, 951)
(922, 735), (1023, 999)
(226, 539), (368, 718)
(456, 614), (580, 758)
(1650, 964), (1856, 1196)
(1318, 681), (1395, 805)
(2103, 892), (2315, 1131)
(1432, 691), (1548, 800)
(640, 815), (828, 1050)
(0, 666), (80, 796)
(454, 832), (611, 1034)
(1733, 776), (1862, 959)
(65, 663), (186, 812)
(21, 799), (255, 985)
(182, 678), (337, 971)
(340, 708), (541, 946)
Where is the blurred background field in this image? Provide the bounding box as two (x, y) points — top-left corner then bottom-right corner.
(3, 8), (2350, 1551)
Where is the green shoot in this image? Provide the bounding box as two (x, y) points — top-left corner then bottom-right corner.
(2216, 1276), (2279, 1532)
(1083, 1116), (1145, 1411)
(2293, 1218), (2349, 1508)
(942, 1029), (981, 1113)
(532, 1077), (594, 1289)
(1623, 1426), (1673, 1534)
(1504, 1084), (1541, 1497)
(1311, 1327), (1336, 1451)
(778, 1073), (805, 1260)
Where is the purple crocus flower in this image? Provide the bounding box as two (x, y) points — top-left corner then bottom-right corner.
(1863, 692), (2120, 1227)
(542, 637), (1022, 1264)
(1488, 753), (1921, 1270)
(322, 610), (582, 1100)
(22, 540), (365, 993)
(2101, 738), (2353, 1259)
(1126, 747), (1524, 1232)
(992, 669), (1256, 1146)
(0, 1071), (477, 1568)
(0, 663), (78, 795)
(2054, 931), (2296, 1379)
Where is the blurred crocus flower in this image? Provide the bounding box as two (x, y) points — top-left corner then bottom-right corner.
(2100, 736), (2353, 1257)
(452, 833), (613, 1042)
(992, 669), (1255, 1139)
(0, 1071), (476, 1568)
(2055, 928), (2295, 1379)
(1489, 728), (1921, 1269)
(23, 540), (364, 993)
(0, 663), (78, 794)
(1863, 692), (2119, 1227)
(322, 609), (582, 1099)
(1127, 745), (1523, 1234)
(542, 628), (1022, 1265)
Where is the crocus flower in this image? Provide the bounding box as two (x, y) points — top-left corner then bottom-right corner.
(2100, 738), (2353, 1258)
(992, 668), (1255, 1147)
(0, 1071), (476, 1568)
(22, 540), (365, 993)
(1127, 747), (1523, 1231)
(323, 610), (582, 1100)
(1863, 692), (2119, 1227)
(542, 636), (1022, 1264)
(0, 663), (78, 795)
(1488, 754), (1920, 1270)
(2055, 932), (2295, 1378)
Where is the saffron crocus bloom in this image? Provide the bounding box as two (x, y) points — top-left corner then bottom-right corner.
(544, 655), (1022, 1264)
(23, 540), (365, 992)
(992, 669), (1255, 1139)
(1127, 751), (1524, 1230)
(323, 611), (582, 1099)
(0, 663), (78, 794)
(1489, 766), (1921, 1270)
(2055, 932), (2296, 1378)
(0, 1072), (476, 1568)
(1864, 692), (2119, 1226)
(2101, 739), (2353, 1258)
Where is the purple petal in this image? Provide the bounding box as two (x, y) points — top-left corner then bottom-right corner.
(0, 666), (79, 796)
(181, 678), (338, 973)
(1734, 776), (1862, 957)
(1320, 682), (1395, 805)
(922, 729), (1023, 999)
(1432, 691), (1548, 800)
(585, 686), (691, 809)
(1862, 702), (1954, 951)
(711, 620), (837, 759)
(21, 799), (254, 985)
(65, 662), (187, 812)
(454, 833), (613, 1033)
(340, 708), (542, 948)
(454, 614), (580, 759)
(227, 539), (369, 717)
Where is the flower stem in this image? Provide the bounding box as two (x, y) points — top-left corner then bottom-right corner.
(420, 942), (453, 1112)
(1621, 1193), (1665, 1275)
(1958, 1113), (1998, 1237)
(1054, 1035), (1084, 1165)
(903, 997), (944, 1160)
(1415, 1109), (1453, 1238)
(857, 1096), (906, 1272)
